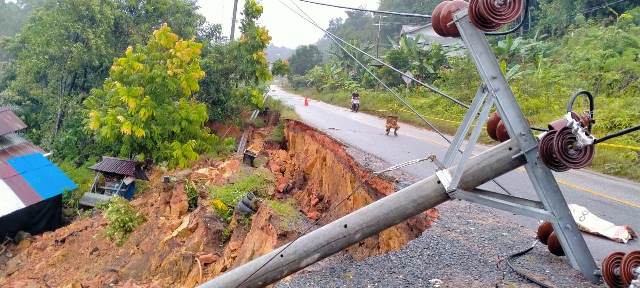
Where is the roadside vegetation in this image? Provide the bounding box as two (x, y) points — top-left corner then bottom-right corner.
(286, 4), (640, 181)
(0, 0), (277, 218)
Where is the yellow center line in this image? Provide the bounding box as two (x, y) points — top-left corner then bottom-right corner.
(556, 179), (640, 209)
(406, 130), (640, 209)
(286, 91), (640, 209)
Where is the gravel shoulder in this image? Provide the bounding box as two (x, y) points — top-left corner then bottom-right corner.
(276, 147), (605, 288)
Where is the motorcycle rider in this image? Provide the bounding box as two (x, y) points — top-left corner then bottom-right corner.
(351, 91), (360, 112)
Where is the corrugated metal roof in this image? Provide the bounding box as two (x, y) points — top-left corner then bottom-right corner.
(0, 107), (27, 136)
(90, 156), (149, 180)
(0, 134), (44, 163)
(0, 153), (77, 217)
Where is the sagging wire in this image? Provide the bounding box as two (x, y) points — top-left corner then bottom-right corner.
(234, 156), (432, 288)
(503, 241), (552, 288)
(299, 0), (470, 109)
(284, 0), (515, 196)
(566, 90), (639, 145)
(301, 0), (530, 37)
(299, 0), (431, 19)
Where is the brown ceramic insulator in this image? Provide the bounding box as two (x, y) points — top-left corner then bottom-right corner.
(539, 131), (570, 172)
(469, 0), (522, 31)
(486, 112), (501, 141)
(577, 113), (593, 131)
(547, 232), (565, 256)
(548, 118), (569, 131)
(553, 127), (595, 169)
(432, 1), (448, 37)
(547, 112), (582, 131)
(477, 0), (523, 24)
(621, 251), (640, 287)
(496, 120), (510, 142)
(602, 252), (626, 288)
(536, 221), (554, 245)
(440, 0), (469, 37)
(469, 0), (502, 31)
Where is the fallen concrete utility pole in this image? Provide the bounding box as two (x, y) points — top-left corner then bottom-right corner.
(201, 140), (525, 288)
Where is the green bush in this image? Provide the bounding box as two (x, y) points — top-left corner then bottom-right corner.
(58, 160), (96, 210)
(185, 180), (199, 211)
(103, 196), (145, 246)
(209, 169), (273, 222)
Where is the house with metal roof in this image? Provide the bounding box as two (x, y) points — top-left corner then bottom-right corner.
(79, 156), (148, 207)
(0, 107), (77, 239)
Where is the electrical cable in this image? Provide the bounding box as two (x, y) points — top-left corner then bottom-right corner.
(300, 1), (470, 109)
(582, 0), (630, 14)
(234, 156), (432, 287)
(298, 0), (431, 19)
(595, 124), (640, 144)
(286, 0), (516, 196)
(503, 240), (552, 288)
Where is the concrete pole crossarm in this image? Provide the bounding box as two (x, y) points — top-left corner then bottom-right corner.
(200, 140), (526, 288)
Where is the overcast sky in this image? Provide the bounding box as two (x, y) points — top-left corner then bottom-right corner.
(198, 0), (380, 48)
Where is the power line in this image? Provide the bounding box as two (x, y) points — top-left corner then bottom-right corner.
(286, 0), (453, 140)
(298, 0), (431, 19)
(294, 8), (470, 109)
(283, 0), (515, 196)
(582, 0), (630, 14)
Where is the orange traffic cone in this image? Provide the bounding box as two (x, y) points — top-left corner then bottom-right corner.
(304, 97), (309, 106)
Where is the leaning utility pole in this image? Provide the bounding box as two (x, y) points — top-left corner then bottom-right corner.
(200, 5), (599, 288)
(230, 0), (240, 40)
(201, 141), (524, 288)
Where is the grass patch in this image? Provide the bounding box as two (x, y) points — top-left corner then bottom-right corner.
(288, 87), (640, 181)
(185, 180), (199, 211)
(267, 98), (300, 121)
(209, 169), (274, 222)
(266, 198), (301, 229)
(268, 122), (285, 143)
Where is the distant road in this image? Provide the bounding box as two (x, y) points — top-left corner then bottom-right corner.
(270, 85), (640, 263)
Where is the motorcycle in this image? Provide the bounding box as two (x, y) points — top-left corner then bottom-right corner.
(351, 99), (360, 112)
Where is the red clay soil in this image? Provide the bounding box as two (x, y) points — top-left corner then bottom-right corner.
(0, 119), (438, 287)
(267, 120), (439, 260)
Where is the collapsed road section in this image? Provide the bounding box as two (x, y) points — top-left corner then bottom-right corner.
(0, 116), (438, 287)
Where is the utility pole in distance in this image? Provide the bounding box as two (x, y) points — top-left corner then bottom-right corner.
(230, 0), (239, 40)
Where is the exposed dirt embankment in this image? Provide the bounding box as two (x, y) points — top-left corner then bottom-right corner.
(0, 119), (437, 287)
(268, 120), (438, 260)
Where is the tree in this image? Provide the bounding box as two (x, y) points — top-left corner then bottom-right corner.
(271, 59), (290, 76)
(196, 0), (273, 121)
(1, 0), (206, 161)
(289, 45), (323, 75)
(86, 24), (221, 168)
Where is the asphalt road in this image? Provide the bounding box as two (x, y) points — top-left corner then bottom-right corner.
(269, 85), (640, 264)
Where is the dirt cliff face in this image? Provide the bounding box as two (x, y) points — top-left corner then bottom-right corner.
(0, 120), (437, 287)
(268, 120), (438, 260)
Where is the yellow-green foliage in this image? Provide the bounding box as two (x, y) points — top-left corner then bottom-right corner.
(103, 196), (145, 246)
(85, 24), (226, 168)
